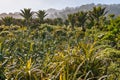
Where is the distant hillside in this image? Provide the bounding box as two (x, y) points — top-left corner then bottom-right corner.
(1, 3), (120, 19)
(46, 3), (120, 19)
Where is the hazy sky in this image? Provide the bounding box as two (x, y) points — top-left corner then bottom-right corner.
(0, 0), (120, 13)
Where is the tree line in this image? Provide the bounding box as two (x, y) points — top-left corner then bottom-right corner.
(0, 6), (115, 31)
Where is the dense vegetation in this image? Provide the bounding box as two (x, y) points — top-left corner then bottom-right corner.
(0, 6), (120, 80)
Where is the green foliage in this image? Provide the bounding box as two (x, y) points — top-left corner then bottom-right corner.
(20, 8), (34, 26)
(89, 6), (107, 20)
(20, 8), (34, 21)
(68, 14), (76, 30)
(88, 6), (108, 28)
(1, 16), (15, 26)
(0, 6), (119, 80)
(36, 10), (47, 24)
(53, 18), (63, 26)
(0, 23), (119, 79)
(75, 11), (87, 31)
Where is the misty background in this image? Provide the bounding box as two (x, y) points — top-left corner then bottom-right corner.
(0, 0), (120, 19)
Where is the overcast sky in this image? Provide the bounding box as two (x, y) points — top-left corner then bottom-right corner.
(0, 0), (120, 13)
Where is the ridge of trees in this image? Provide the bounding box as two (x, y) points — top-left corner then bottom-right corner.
(0, 6), (118, 31)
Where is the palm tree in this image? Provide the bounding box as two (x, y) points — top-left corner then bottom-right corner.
(88, 6), (108, 27)
(68, 14), (76, 30)
(75, 11), (87, 31)
(20, 8), (34, 26)
(1, 16), (14, 26)
(36, 10), (47, 24)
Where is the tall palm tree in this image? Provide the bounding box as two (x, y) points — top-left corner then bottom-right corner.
(36, 10), (47, 24)
(20, 8), (34, 26)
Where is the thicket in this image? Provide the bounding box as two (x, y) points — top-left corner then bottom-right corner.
(0, 6), (120, 80)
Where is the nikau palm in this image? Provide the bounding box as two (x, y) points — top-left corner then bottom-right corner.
(75, 11), (87, 31)
(1, 16), (14, 26)
(36, 10), (47, 24)
(20, 8), (34, 26)
(88, 6), (108, 27)
(68, 14), (76, 30)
